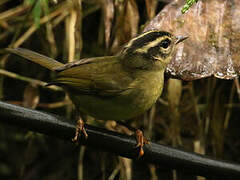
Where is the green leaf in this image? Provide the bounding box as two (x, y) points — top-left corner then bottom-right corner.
(25, 0), (35, 5)
(181, 0), (198, 14)
(33, 0), (42, 27)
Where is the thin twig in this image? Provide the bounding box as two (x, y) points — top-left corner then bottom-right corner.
(37, 100), (71, 108)
(68, 8), (77, 62)
(52, 11), (69, 27)
(0, 5), (29, 21)
(0, 69), (62, 91)
(13, 2), (70, 48)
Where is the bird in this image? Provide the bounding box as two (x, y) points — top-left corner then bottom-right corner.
(6, 30), (187, 156)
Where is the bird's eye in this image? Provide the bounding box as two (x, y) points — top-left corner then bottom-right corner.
(160, 39), (171, 49)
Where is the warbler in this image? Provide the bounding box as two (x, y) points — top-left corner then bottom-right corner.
(6, 30), (187, 156)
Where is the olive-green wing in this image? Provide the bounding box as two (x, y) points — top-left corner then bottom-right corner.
(52, 56), (133, 96)
(6, 48), (133, 96)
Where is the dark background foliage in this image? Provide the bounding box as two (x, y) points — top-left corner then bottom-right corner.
(0, 0), (240, 179)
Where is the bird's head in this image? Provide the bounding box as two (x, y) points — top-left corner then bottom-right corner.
(120, 30), (187, 70)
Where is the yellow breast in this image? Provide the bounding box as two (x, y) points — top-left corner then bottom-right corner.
(70, 70), (164, 121)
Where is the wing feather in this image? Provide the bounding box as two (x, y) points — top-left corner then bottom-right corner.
(52, 56), (133, 96)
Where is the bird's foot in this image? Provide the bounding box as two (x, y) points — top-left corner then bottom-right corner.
(72, 117), (88, 142)
(135, 129), (150, 157)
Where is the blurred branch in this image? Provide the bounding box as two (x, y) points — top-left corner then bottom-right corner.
(0, 5), (29, 21)
(0, 101), (240, 178)
(0, 0), (11, 6)
(13, 1), (69, 48)
(0, 69), (62, 91)
(68, 8), (77, 62)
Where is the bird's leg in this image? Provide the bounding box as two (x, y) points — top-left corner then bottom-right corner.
(135, 129), (149, 157)
(105, 120), (149, 157)
(72, 116), (88, 142)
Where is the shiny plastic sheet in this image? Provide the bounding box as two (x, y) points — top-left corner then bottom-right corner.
(144, 0), (240, 80)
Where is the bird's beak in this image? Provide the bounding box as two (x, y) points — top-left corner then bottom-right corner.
(175, 36), (188, 44)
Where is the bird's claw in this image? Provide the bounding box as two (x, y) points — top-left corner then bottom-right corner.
(135, 129), (149, 157)
(72, 117), (88, 143)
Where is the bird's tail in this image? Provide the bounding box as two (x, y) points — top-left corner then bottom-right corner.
(6, 48), (64, 71)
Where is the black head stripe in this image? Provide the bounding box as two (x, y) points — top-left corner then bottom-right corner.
(125, 31), (172, 54)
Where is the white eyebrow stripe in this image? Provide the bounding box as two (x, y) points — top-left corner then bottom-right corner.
(134, 36), (169, 53)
